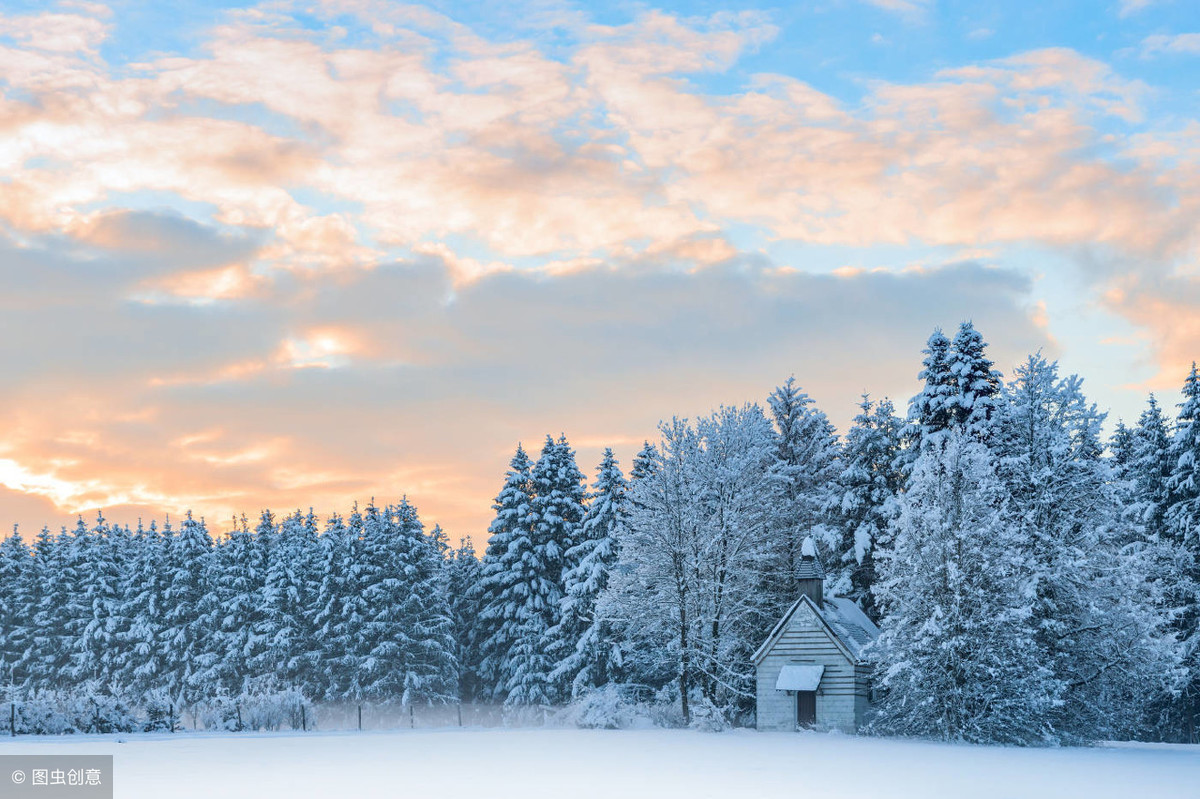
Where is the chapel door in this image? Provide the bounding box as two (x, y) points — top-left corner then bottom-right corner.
(796, 691), (816, 727)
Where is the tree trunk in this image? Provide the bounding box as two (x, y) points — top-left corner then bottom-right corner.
(679, 601), (691, 725)
(358, 704), (362, 731)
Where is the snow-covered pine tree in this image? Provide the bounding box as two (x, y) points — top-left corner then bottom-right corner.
(117, 520), (167, 699)
(70, 513), (124, 687)
(1165, 363), (1200, 737)
(160, 511), (214, 719)
(1167, 364), (1200, 547)
(476, 445), (535, 701)
(445, 536), (483, 704)
(946, 321), (1002, 439)
(1122, 396), (1175, 543)
(833, 395), (903, 621)
(499, 435), (585, 706)
(354, 500), (457, 709)
(630, 441), (658, 484)
(254, 509), (321, 699)
(548, 448), (628, 697)
(765, 378), (840, 617)
(904, 323), (1002, 464)
(31, 526), (78, 689)
(199, 515), (262, 701)
(904, 328), (954, 457)
(870, 432), (1058, 745)
(312, 511), (359, 703)
(0, 529), (32, 687)
(995, 354), (1180, 740)
(394, 499), (458, 707)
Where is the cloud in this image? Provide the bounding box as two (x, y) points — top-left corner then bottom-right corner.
(1141, 33), (1200, 57)
(862, 0), (934, 15)
(1118, 0), (1157, 17)
(0, 216), (1049, 539)
(0, 3), (1193, 538)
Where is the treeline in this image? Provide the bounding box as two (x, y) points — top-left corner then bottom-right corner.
(1, 322), (1198, 743)
(0, 503), (463, 732)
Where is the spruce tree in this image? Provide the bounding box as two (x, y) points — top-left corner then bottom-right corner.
(476, 445), (538, 702)
(117, 520), (167, 697)
(766, 378), (840, 614)
(0, 530), (32, 685)
(871, 433), (1058, 744)
(1165, 363), (1200, 736)
(834, 395), (903, 620)
(996, 355), (1179, 739)
(445, 537), (483, 703)
(160, 511), (213, 715)
(548, 448), (628, 697)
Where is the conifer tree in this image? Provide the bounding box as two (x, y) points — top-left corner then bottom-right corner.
(548, 448), (628, 697)
(1165, 363), (1200, 735)
(32, 526), (76, 688)
(477, 445), (540, 702)
(71, 513), (123, 686)
(871, 433), (1058, 744)
(995, 355), (1179, 739)
(160, 511), (213, 714)
(117, 520), (167, 697)
(834, 395), (903, 620)
(766, 378), (840, 613)
(445, 536), (483, 703)
(0, 530), (32, 684)
(312, 512), (359, 702)
(1124, 395), (1174, 542)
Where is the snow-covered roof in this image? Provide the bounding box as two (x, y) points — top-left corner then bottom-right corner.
(775, 664), (825, 691)
(821, 597), (879, 660)
(752, 594), (880, 665)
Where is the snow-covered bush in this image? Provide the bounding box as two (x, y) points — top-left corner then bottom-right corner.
(556, 684), (658, 730)
(141, 688), (178, 732)
(194, 692), (241, 731)
(686, 695), (732, 733)
(236, 685), (314, 731)
(74, 682), (138, 733)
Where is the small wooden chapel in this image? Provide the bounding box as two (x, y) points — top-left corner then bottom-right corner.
(752, 538), (879, 732)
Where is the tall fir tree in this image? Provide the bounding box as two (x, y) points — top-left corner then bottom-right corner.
(476, 445), (543, 703)
(548, 448), (628, 697)
(766, 378), (840, 616)
(871, 433), (1058, 744)
(996, 355), (1179, 739)
(1165, 363), (1200, 737)
(833, 395), (903, 621)
(445, 536), (483, 703)
(160, 512), (213, 715)
(0, 530), (32, 684)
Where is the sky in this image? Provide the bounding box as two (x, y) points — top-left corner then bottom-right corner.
(0, 0), (1196, 543)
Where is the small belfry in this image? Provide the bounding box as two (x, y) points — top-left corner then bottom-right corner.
(752, 536), (878, 732)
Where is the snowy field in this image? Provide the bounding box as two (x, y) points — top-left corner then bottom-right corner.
(2, 728), (1199, 798)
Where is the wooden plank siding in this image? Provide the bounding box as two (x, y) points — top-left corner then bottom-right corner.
(755, 599), (871, 733)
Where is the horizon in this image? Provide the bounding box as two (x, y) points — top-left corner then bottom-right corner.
(0, 0), (1197, 544)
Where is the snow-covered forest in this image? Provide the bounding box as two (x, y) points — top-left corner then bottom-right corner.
(1, 322), (1198, 745)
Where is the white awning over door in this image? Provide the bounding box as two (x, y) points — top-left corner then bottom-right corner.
(775, 664), (824, 691)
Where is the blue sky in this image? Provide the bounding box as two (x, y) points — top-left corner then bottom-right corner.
(0, 0), (1195, 539)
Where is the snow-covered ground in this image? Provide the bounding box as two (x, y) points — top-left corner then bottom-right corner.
(2, 728), (1198, 798)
